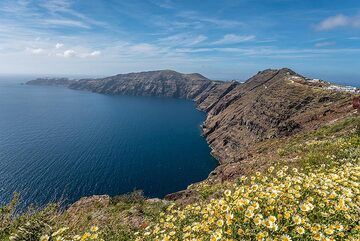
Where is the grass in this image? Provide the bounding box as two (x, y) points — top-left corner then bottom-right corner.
(277, 116), (360, 169)
(0, 192), (167, 241)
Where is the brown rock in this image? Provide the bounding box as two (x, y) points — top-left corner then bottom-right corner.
(65, 195), (110, 225)
(353, 96), (360, 111)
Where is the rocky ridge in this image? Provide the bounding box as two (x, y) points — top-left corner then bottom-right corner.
(68, 70), (212, 99)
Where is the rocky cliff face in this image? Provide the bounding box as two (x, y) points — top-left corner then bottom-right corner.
(68, 70), (212, 99)
(201, 68), (353, 165)
(27, 68), (354, 181)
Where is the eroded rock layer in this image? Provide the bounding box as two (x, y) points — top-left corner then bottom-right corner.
(201, 68), (353, 164)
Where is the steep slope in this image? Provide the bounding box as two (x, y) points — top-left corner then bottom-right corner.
(194, 80), (239, 112)
(202, 68), (353, 165)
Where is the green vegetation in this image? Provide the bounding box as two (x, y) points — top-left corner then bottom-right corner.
(1, 116), (359, 241)
(1, 192), (166, 241)
(278, 116), (360, 169)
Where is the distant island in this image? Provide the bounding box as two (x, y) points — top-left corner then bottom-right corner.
(26, 77), (77, 86)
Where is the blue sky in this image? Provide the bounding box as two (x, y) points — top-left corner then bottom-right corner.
(0, 0), (360, 83)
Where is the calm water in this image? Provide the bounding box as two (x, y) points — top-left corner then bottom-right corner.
(0, 77), (217, 208)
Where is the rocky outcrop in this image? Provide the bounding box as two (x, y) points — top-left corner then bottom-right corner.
(27, 68), (354, 183)
(67, 195), (110, 213)
(65, 195), (110, 225)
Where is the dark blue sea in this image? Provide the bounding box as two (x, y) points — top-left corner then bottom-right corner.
(0, 76), (217, 208)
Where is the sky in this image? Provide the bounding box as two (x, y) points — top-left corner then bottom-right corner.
(0, 0), (360, 84)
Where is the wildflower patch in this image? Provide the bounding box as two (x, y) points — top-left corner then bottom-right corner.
(137, 163), (360, 241)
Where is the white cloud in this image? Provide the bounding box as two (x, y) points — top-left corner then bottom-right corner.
(79, 50), (102, 58)
(39, 0), (106, 28)
(55, 43), (64, 49)
(315, 41), (335, 48)
(55, 48), (103, 58)
(178, 11), (245, 28)
(127, 43), (162, 55)
(158, 33), (207, 47)
(44, 19), (90, 29)
(90, 51), (101, 56)
(57, 49), (76, 58)
(152, 0), (174, 9)
(26, 47), (44, 54)
(170, 46), (360, 58)
(213, 34), (255, 45)
(39, 0), (72, 12)
(315, 14), (360, 31)
(1, 1), (359, 76)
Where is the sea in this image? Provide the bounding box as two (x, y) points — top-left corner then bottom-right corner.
(0, 76), (218, 208)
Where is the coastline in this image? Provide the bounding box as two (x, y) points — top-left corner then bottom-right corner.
(25, 68), (356, 204)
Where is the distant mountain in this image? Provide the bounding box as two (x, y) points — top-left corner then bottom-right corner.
(26, 77), (76, 86)
(26, 68), (355, 182)
(68, 70), (212, 99)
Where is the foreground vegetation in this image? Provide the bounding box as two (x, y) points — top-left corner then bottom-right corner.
(1, 116), (359, 241)
(138, 162), (359, 241)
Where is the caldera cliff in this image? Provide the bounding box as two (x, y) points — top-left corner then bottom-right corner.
(26, 68), (355, 187)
